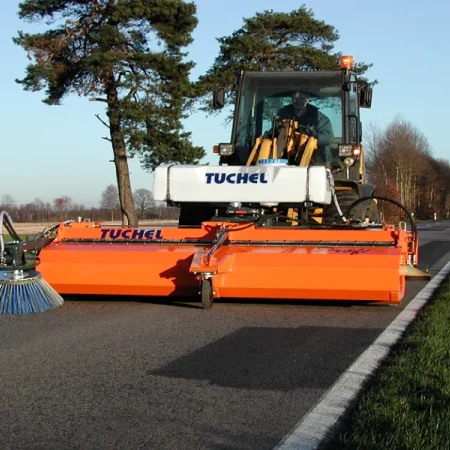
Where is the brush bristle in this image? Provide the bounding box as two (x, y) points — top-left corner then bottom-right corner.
(0, 276), (64, 314)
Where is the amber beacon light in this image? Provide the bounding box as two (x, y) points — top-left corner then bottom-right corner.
(340, 55), (354, 69)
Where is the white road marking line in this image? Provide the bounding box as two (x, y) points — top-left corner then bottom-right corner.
(274, 260), (450, 450)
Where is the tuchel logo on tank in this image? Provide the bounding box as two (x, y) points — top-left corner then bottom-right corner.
(205, 172), (268, 184)
(100, 228), (163, 240)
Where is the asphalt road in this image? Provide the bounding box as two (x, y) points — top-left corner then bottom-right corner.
(1, 220), (449, 450)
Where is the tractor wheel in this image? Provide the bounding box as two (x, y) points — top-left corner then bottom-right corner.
(201, 279), (213, 310)
(323, 191), (362, 224)
(178, 203), (216, 227)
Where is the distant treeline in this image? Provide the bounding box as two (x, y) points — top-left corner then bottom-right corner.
(0, 186), (180, 223)
(0, 200), (180, 224)
(365, 116), (450, 222)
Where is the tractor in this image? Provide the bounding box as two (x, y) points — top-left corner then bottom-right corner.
(178, 55), (378, 227)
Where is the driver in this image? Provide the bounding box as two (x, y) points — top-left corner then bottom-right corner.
(276, 91), (334, 166)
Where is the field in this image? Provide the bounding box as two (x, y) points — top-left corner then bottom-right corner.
(10, 220), (178, 236)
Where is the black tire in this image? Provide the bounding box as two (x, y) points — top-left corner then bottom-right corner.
(324, 192), (381, 224)
(201, 279), (213, 310)
(324, 191), (361, 224)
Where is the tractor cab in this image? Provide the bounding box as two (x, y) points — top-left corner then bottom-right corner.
(213, 55), (372, 186)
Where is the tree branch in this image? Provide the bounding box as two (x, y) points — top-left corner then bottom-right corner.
(124, 87), (138, 101)
(89, 97), (108, 102)
(95, 114), (110, 129)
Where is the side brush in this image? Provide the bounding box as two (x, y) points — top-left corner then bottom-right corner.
(0, 211), (64, 314)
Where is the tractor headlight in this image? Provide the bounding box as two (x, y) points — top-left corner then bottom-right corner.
(338, 144), (353, 157)
(218, 143), (235, 156)
(344, 157), (355, 166)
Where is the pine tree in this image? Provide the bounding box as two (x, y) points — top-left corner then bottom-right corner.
(14, 0), (203, 226)
(194, 6), (373, 114)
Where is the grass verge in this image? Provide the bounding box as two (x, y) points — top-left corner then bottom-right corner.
(323, 278), (450, 450)
(2, 234), (28, 243)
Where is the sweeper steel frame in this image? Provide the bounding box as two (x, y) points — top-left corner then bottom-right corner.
(32, 217), (421, 309)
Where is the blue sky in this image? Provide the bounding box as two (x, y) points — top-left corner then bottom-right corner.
(1, 0), (449, 208)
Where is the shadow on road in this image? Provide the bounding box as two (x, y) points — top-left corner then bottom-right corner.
(149, 326), (382, 391)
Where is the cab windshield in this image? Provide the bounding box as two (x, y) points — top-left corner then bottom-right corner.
(233, 71), (343, 164)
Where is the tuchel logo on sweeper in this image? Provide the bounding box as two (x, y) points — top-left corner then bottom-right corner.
(100, 228), (162, 240)
(205, 172), (268, 184)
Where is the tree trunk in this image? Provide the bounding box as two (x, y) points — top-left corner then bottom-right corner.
(105, 71), (138, 227)
(113, 153), (136, 227)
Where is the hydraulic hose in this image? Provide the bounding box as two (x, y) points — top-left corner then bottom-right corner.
(338, 195), (418, 235)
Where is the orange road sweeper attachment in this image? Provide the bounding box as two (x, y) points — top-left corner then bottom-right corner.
(30, 212), (422, 310)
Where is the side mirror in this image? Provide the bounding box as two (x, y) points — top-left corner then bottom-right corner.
(213, 87), (225, 109)
(359, 85), (372, 108)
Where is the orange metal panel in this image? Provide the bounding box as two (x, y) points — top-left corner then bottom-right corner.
(37, 243), (202, 296)
(200, 246), (405, 302)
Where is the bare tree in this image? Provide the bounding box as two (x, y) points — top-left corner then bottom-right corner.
(0, 194), (15, 208)
(32, 198), (50, 222)
(53, 196), (73, 220)
(364, 116), (432, 221)
(363, 122), (387, 193)
(133, 189), (155, 220)
(100, 185), (120, 221)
